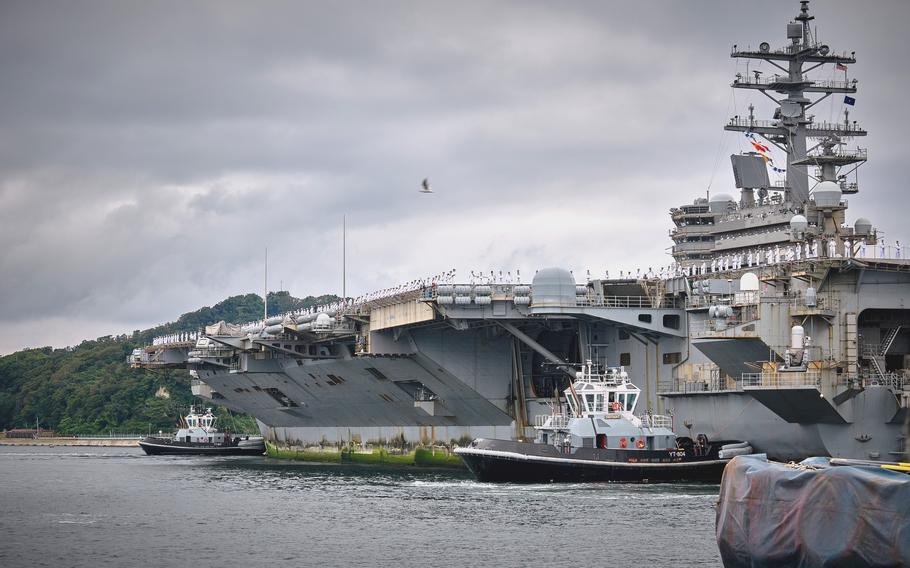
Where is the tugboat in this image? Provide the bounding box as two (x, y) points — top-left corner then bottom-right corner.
(139, 406), (265, 456)
(455, 362), (751, 483)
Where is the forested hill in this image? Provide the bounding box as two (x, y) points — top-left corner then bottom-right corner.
(133, 291), (341, 344)
(0, 291), (339, 434)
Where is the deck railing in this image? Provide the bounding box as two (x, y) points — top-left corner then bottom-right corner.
(577, 295), (683, 309)
(688, 318), (760, 338)
(851, 373), (907, 391)
(189, 348), (236, 359)
(639, 414), (673, 429)
(534, 414), (570, 429)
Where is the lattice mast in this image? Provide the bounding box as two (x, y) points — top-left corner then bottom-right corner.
(726, 0), (865, 204)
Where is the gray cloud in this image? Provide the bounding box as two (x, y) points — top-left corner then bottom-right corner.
(0, 0), (907, 353)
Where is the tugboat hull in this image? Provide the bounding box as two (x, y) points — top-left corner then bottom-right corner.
(139, 437), (265, 456)
(456, 439), (729, 483)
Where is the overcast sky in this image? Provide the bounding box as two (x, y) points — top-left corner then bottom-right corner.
(1, 0), (907, 354)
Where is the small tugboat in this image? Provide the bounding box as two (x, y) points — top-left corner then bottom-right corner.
(139, 406), (265, 456)
(455, 361), (751, 483)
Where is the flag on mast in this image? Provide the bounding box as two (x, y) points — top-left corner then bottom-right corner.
(844, 95), (856, 106)
(836, 62), (848, 71)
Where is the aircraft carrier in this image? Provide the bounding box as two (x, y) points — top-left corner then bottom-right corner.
(131, 1), (909, 462)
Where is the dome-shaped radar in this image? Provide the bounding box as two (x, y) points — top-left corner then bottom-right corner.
(740, 272), (759, 291)
(531, 267), (577, 307)
(313, 313), (333, 331)
(789, 214), (808, 232)
(854, 217), (873, 235)
(709, 193), (735, 213)
(811, 181), (842, 207)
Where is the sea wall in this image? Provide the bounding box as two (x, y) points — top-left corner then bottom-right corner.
(0, 437), (139, 447)
(266, 441), (464, 469)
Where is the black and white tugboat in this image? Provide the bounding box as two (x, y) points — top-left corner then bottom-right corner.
(455, 362), (750, 483)
(139, 406), (265, 456)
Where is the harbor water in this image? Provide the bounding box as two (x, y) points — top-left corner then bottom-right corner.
(0, 446), (722, 567)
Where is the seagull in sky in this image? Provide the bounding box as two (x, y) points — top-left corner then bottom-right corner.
(420, 178), (433, 193)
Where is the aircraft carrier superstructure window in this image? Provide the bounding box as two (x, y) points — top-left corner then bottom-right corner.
(619, 353), (631, 366)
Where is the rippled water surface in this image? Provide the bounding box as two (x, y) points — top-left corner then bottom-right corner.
(0, 446), (721, 567)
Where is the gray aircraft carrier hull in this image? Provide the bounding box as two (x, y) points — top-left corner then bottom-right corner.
(195, 352), (523, 447)
(664, 388), (904, 462)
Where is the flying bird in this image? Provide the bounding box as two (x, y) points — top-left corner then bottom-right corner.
(420, 178), (433, 193)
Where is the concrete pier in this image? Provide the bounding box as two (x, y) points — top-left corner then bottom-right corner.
(0, 437), (139, 447)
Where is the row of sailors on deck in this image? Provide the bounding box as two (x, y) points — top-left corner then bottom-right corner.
(161, 235), (906, 341)
(291, 299), (349, 316)
(234, 271), (460, 331)
(685, 238), (905, 277)
(352, 269), (457, 306)
(152, 331), (198, 346)
(604, 238), (906, 282)
(468, 270), (522, 284)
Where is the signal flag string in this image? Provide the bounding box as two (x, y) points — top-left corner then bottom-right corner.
(745, 131), (786, 173)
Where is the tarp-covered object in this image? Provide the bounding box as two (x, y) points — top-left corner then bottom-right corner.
(716, 455), (910, 567)
(204, 321), (241, 336)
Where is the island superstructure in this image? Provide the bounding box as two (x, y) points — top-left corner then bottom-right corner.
(131, 1), (909, 462)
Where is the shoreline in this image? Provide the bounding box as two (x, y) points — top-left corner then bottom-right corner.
(0, 437), (139, 447)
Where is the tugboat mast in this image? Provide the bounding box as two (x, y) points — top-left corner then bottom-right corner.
(726, 0), (864, 204)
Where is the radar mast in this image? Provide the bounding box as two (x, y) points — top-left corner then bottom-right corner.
(726, 0), (864, 205)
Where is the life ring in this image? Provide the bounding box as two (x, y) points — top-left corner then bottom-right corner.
(611, 401), (622, 412)
(636, 439), (646, 449)
(619, 437), (628, 449)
